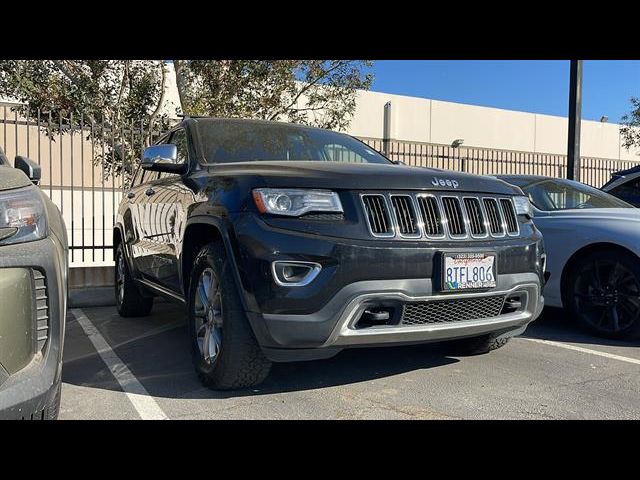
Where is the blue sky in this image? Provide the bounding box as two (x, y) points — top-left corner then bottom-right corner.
(369, 61), (640, 123)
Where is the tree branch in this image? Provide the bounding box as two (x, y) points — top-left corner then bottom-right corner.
(267, 60), (346, 121)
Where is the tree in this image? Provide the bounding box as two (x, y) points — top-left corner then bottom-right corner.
(621, 97), (640, 150)
(0, 60), (170, 179)
(173, 60), (372, 130)
(0, 60), (373, 178)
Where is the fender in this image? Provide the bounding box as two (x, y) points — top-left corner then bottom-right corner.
(184, 215), (254, 314)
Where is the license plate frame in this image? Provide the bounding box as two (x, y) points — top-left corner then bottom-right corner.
(440, 252), (497, 292)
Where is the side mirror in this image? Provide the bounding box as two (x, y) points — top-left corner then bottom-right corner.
(393, 159), (406, 166)
(141, 144), (186, 174)
(15, 156), (41, 184)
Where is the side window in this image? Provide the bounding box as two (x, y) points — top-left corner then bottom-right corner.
(158, 129), (188, 179)
(611, 178), (640, 198)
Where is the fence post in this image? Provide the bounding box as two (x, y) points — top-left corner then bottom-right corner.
(382, 101), (392, 157)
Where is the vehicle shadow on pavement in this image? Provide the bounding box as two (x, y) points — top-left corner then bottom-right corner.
(62, 305), (460, 400)
(522, 307), (640, 349)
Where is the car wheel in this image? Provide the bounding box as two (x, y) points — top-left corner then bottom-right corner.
(567, 250), (640, 340)
(115, 243), (153, 317)
(188, 242), (271, 390)
(444, 333), (511, 356)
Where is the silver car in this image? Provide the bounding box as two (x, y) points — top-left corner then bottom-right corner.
(497, 175), (640, 340)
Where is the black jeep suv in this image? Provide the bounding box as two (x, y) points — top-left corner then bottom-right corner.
(115, 117), (545, 390)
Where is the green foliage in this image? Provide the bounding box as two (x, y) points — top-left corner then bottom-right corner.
(173, 60), (373, 130)
(0, 60), (373, 178)
(621, 97), (640, 150)
(0, 60), (170, 179)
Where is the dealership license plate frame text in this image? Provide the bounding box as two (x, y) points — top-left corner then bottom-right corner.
(441, 252), (497, 291)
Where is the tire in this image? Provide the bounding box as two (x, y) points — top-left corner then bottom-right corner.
(566, 250), (640, 340)
(187, 242), (271, 390)
(115, 243), (153, 317)
(43, 381), (61, 420)
(445, 333), (511, 356)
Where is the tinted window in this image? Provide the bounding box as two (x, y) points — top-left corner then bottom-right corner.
(610, 177), (640, 198)
(158, 129), (188, 179)
(195, 119), (390, 165)
(171, 129), (189, 164)
(521, 179), (632, 211)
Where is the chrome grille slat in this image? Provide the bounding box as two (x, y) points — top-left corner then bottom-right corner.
(361, 194), (394, 237)
(483, 198), (504, 236)
(500, 198), (519, 234)
(391, 195), (419, 237)
(441, 197), (465, 237)
(417, 195), (443, 237)
(463, 197), (486, 236)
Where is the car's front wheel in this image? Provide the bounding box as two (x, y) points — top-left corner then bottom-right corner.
(115, 243), (153, 317)
(566, 250), (640, 340)
(187, 242), (271, 390)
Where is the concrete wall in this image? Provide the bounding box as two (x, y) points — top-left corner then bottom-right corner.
(345, 89), (640, 161)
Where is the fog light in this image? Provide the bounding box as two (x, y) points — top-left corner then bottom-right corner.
(272, 261), (322, 287)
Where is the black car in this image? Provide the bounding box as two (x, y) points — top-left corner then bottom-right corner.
(601, 165), (640, 206)
(114, 117), (546, 390)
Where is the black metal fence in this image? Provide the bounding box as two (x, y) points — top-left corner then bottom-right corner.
(360, 137), (638, 187)
(1, 107), (637, 267)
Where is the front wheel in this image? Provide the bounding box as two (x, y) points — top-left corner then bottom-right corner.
(566, 250), (640, 340)
(187, 242), (271, 390)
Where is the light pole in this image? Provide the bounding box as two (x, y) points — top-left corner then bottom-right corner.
(567, 60), (583, 181)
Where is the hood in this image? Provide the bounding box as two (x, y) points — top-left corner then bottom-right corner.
(0, 167), (31, 191)
(205, 161), (522, 195)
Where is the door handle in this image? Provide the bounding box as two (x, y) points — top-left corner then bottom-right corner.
(145, 188), (156, 196)
(127, 192), (135, 199)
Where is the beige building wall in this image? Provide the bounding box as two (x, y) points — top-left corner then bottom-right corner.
(345, 89), (640, 161)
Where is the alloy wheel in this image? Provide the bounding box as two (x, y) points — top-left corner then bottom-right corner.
(194, 267), (223, 365)
(572, 258), (640, 334)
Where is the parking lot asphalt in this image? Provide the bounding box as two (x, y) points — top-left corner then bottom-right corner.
(59, 302), (640, 420)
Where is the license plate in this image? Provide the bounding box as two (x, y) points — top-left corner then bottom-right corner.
(442, 252), (496, 291)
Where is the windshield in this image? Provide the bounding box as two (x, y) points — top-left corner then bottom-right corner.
(195, 119), (391, 165)
(521, 178), (632, 211)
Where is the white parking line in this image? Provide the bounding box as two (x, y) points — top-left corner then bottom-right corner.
(523, 338), (640, 366)
(71, 308), (169, 420)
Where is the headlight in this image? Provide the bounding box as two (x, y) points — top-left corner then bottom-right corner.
(252, 188), (343, 217)
(0, 187), (47, 245)
(513, 195), (533, 218)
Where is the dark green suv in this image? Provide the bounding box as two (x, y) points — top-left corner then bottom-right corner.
(0, 150), (68, 419)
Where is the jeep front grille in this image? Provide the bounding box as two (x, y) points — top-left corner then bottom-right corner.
(401, 295), (506, 325)
(361, 192), (519, 240)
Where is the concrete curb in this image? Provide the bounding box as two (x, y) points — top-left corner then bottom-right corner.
(69, 286), (116, 308)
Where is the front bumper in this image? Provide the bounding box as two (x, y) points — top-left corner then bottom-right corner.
(232, 214), (545, 362)
(0, 236), (67, 419)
